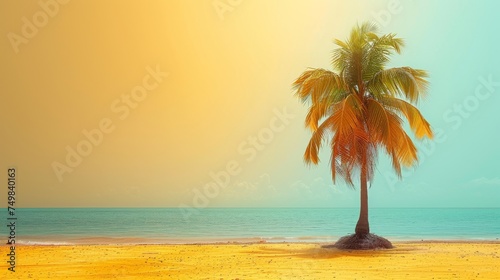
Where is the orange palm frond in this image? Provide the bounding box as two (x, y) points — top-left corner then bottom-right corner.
(365, 99), (401, 145)
(305, 98), (333, 131)
(395, 131), (418, 167)
(330, 94), (364, 136)
(380, 97), (433, 139)
(366, 99), (418, 177)
(304, 114), (335, 164)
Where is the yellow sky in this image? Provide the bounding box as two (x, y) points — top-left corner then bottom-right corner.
(1, 1), (396, 207)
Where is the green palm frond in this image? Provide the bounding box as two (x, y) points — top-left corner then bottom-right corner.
(362, 33), (404, 81)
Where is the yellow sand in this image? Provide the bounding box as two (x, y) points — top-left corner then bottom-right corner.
(2, 242), (499, 279)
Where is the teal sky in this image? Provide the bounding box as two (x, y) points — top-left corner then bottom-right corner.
(295, 0), (500, 208)
(364, 0), (500, 208)
(1, 0), (499, 208)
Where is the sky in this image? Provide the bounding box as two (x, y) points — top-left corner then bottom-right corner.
(1, 0), (499, 208)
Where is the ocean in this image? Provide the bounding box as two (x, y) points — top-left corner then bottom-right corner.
(4, 208), (500, 245)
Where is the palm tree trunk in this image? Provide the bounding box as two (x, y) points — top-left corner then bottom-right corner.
(355, 161), (370, 236)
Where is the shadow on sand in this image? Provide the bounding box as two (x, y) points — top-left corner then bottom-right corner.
(245, 244), (418, 260)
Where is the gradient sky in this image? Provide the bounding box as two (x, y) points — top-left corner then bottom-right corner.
(1, 0), (499, 208)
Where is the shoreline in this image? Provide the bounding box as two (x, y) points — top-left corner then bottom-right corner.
(12, 235), (500, 245)
(11, 238), (500, 246)
(2, 241), (499, 279)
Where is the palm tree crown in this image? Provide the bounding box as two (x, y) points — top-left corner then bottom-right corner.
(293, 22), (433, 187)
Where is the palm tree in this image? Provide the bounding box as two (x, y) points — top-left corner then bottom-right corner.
(293, 22), (433, 249)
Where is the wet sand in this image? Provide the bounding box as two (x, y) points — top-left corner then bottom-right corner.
(2, 241), (499, 279)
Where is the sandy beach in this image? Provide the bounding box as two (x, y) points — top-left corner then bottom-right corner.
(2, 241), (499, 279)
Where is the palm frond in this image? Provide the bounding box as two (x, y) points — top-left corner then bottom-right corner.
(304, 114), (336, 164)
(330, 126), (373, 186)
(305, 99), (333, 131)
(368, 67), (429, 102)
(362, 34), (405, 81)
(366, 99), (419, 175)
(365, 99), (401, 144)
(380, 97), (433, 139)
(330, 94), (363, 136)
(293, 68), (347, 104)
(395, 131), (418, 167)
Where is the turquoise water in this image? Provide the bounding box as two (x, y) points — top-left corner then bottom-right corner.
(3, 208), (500, 244)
